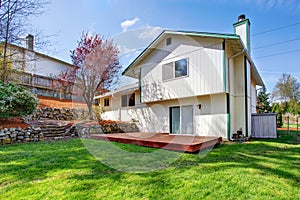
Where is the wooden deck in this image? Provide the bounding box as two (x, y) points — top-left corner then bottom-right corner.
(89, 132), (222, 153)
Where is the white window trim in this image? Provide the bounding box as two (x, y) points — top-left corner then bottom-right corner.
(121, 93), (136, 108)
(104, 98), (110, 107)
(162, 58), (189, 82)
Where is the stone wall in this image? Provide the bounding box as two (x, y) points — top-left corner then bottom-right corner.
(1, 107), (140, 145)
(25, 107), (89, 121)
(72, 122), (140, 138)
(0, 127), (44, 144)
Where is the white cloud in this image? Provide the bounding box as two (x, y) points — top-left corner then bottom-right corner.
(121, 17), (139, 32)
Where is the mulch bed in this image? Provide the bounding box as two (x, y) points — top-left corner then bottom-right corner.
(0, 116), (29, 129)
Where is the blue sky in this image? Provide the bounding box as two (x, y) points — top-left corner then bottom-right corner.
(31, 0), (300, 92)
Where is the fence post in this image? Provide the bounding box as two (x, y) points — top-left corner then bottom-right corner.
(297, 116), (299, 134)
(287, 116), (290, 135)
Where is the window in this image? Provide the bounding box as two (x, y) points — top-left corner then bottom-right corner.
(162, 58), (188, 81)
(175, 59), (188, 78)
(166, 37), (172, 46)
(162, 62), (173, 81)
(121, 93), (135, 107)
(104, 98), (110, 107)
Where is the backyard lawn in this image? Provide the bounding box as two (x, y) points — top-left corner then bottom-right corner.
(0, 131), (299, 200)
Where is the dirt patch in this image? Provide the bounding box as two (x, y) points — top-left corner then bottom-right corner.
(277, 127), (298, 131)
(38, 96), (88, 109)
(0, 117), (29, 129)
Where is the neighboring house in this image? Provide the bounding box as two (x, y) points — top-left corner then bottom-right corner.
(95, 15), (264, 140)
(0, 34), (75, 99)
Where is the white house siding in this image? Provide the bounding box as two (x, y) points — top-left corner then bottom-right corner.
(140, 35), (224, 103)
(101, 93), (228, 138)
(230, 55), (246, 135)
(100, 91), (141, 121)
(10, 47), (72, 77)
(250, 79), (257, 113)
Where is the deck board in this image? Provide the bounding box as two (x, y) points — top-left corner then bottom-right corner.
(89, 132), (222, 153)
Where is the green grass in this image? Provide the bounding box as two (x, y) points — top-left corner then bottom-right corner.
(0, 131), (299, 200)
(282, 123), (299, 129)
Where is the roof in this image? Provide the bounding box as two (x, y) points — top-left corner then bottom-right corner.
(122, 29), (264, 87)
(0, 42), (74, 68)
(94, 82), (139, 99)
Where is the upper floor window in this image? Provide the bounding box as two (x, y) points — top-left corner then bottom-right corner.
(104, 98), (110, 107)
(162, 58), (188, 81)
(121, 93), (135, 107)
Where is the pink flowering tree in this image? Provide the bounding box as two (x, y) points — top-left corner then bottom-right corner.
(58, 32), (121, 119)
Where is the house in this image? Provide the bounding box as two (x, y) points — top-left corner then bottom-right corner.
(95, 15), (264, 140)
(0, 34), (75, 100)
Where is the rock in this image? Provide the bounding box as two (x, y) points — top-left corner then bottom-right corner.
(2, 138), (11, 144)
(54, 136), (64, 140)
(10, 133), (17, 138)
(17, 132), (24, 136)
(17, 136), (24, 140)
(9, 128), (16, 132)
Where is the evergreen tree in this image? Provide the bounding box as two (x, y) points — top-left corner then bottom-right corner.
(257, 88), (272, 113)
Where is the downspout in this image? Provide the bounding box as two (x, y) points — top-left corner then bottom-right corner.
(227, 49), (245, 141)
(244, 56), (249, 137)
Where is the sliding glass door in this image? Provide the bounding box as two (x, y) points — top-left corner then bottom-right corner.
(170, 106), (193, 134)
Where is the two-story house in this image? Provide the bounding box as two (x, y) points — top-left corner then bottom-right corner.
(1, 34), (75, 100)
(95, 15), (264, 140)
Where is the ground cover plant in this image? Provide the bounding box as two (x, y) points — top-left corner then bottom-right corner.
(0, 131), (299, 199)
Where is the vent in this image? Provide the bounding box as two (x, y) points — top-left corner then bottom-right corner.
(166, 37), (172, 46)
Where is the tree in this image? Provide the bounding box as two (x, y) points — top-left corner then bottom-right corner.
(59, 32), (121, 120)
(271, 102), (283, 128)
(272, 73), (300, 103)
(257, 87), (272, 113)
(0, 0), (49, 83)
(0, 81), (38, 118)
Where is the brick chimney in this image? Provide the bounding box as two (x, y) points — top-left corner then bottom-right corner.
(26, 34), (34, 51)
(233, 14), (251, 54)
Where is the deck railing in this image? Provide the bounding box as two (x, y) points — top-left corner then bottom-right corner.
(7, 71), (75, 100)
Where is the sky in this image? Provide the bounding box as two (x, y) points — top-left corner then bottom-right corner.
(30, 0), (300, 92)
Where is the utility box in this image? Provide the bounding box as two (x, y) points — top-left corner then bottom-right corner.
(251, 113), (277, 138)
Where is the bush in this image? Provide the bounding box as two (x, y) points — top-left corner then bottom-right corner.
(0, 81), (39, 119)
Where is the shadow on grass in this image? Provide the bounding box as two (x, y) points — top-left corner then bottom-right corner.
(1, 133), (299, 194)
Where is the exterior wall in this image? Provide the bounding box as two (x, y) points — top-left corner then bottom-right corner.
(9, 47), (72, 77)
(250, 79), (257, 113)
(100, 93), (228, 138)
(140, 35), (224, 103)
(228, 54), (254, 137)
(100, 90), (142, 122)
(229, 55), (246, 136)
(234, 21), (250, 52)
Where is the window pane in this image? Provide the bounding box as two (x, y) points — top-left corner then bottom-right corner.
(162, 62), (173, 81)
(175, 58), (188, 78)
(104, 98), (109, 107)
(121, 95), (127, 107)
(128, 93), (135, 107)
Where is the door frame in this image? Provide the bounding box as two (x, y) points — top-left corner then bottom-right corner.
(169, 105), (194, 135)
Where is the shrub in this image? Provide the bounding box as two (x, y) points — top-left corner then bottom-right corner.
(0, 81), (39, 119)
